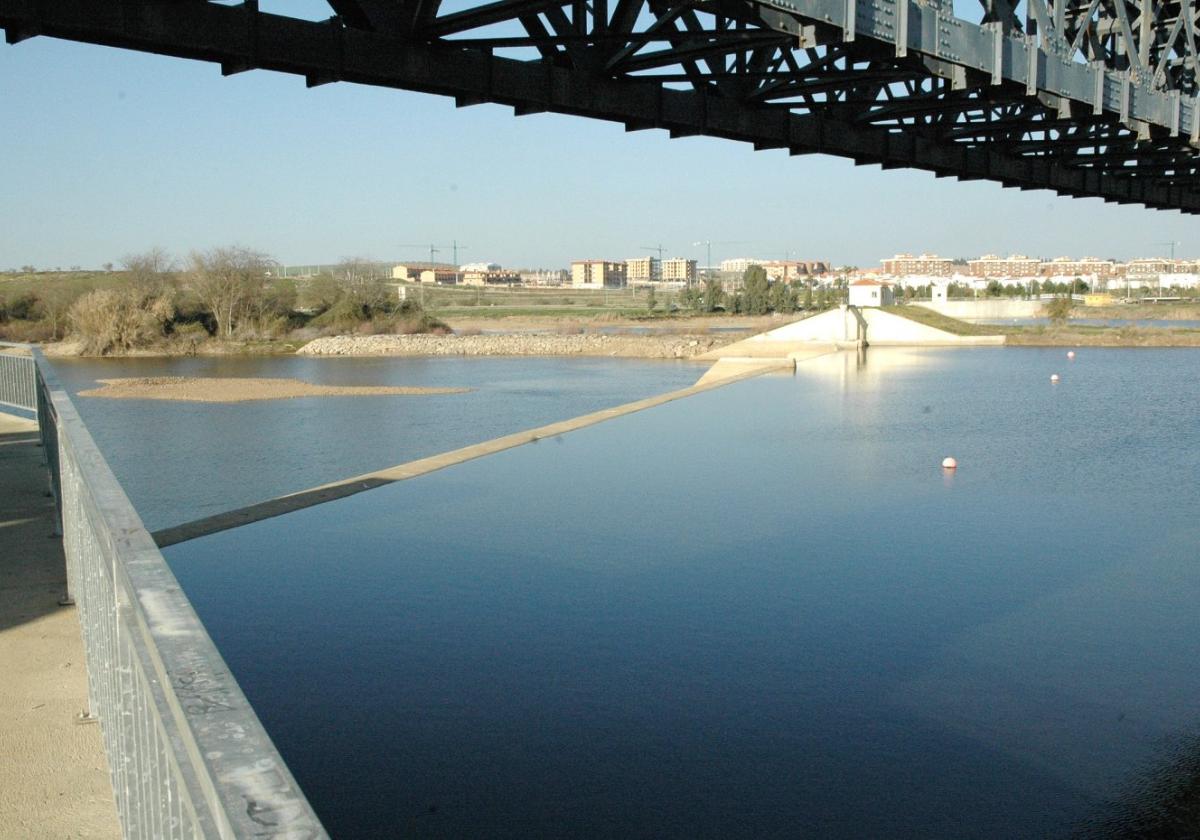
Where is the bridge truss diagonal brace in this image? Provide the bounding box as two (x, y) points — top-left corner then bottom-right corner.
(0, 0), (1199, 211)
(758, 0), (1198, 139)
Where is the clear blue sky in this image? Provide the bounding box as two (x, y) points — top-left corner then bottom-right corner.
(1, 11), (1196, 271)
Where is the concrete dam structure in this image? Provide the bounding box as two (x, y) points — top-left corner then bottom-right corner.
(699, 306), (1005, 361)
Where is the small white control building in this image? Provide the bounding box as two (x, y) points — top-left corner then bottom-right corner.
(848, 279), (894, 307)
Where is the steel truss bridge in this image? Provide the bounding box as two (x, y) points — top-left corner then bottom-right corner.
(3, 0), (1200, 211)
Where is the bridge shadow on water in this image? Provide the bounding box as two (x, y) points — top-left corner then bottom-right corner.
(0, 426), (72, 636)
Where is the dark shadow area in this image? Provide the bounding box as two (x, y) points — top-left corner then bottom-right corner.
(0, 427), (72, 634)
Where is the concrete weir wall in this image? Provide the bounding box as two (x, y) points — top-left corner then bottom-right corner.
(920, 300), (1043, 320)
(859, 308), (1004, 345)
(699, 306), (1004, 359)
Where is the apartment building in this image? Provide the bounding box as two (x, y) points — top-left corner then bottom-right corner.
(571, 260), (628, 289)
(461, 268), (522, 286)
(519, 269), (568, 287)
(625, 257), (660, 283)
(1042, 256), (1116, 277)
(881, 253), (955, 276)
(1125, 258), (1184, 275)
(719, 257), (763, 274)
(391, 262), (456, 283)
(661, 258), (697, 284)
(968, 254), (1042, 277)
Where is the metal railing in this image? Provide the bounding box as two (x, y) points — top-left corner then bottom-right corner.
(4, 343), (328, 839)
(0, 341), (36, 413)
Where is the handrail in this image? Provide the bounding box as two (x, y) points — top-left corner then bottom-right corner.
(10, 346), (328, 839)
(0, 338), (36, 414)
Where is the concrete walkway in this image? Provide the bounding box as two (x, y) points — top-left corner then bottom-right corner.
(0, 413), (119, 839)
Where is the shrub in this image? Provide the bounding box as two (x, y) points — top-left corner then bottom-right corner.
(0, 292), (41, 322)
(1043, 296), (1073, 324)
(67, 288), (175, 355)
(0, 318), (55, 343)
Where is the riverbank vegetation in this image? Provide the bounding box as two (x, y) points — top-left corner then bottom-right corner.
(10, 256), (1200, 354)
(0, 259), (840, 353)
(0, 250), (448, 355)
(890, 302), (1200, 346)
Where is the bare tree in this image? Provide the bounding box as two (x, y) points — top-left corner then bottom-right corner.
(39, 281), (90, 340)
(298, 272), (341, 313)
(335, 256), (390, 310)
(188, 246), (272, 338)
(121, 247), (174, 285)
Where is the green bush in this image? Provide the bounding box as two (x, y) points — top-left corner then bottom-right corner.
(1044, 296), (1073, 324)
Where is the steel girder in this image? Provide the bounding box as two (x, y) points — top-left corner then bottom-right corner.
(2, 0), (1200, 211)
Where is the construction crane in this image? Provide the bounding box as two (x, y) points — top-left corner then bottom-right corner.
(641, 244), (667, 261)
(398, 243), (443, 265)
(397, 240), (470, 267)
(692, 240), (750, 280)
(1156, 240), (1180, 261)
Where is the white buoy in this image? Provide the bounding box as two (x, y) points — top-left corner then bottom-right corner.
(1050, 374), (1060, 383)
(942, 457), (957, 470)
(1067, 351), (1076, 360)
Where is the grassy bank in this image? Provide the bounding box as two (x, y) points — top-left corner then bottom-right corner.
(881, 305), (1009, 336)
(1072, 303), (1200, 320)
(1006, 326), (1200, 346)
(3, 267), (826, 355)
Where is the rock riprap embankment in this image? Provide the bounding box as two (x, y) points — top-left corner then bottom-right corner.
(297, 333), (729, 358)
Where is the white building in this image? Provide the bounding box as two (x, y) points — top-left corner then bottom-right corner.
(719, 257), (765, 274)
(848, 279), (894, 307)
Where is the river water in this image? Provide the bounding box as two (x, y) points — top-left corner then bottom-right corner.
(58, 348), (1200, 838)
(48, 355), (704, 531)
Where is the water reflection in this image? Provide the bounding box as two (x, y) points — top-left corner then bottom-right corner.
(163, 348), (1200, 838)
(47, 355), (703, 530)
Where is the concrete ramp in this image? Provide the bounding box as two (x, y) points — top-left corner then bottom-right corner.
(693, 357), (795, 387)
(859, 308), (1005, 345)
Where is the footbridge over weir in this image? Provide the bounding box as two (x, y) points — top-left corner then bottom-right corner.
(4, 0), (1200, 210)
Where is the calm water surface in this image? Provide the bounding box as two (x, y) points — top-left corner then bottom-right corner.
(159, 348), (1200, 838)
(48, 355), (703, 531)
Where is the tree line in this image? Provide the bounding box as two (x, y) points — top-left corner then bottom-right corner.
(679, 266), (820, 315)
(0, 249), (446, 354)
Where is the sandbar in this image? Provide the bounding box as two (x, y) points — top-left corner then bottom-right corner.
(78, 376), (468, 402)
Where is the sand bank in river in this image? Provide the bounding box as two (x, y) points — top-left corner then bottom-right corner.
(78, 377), (469, 403)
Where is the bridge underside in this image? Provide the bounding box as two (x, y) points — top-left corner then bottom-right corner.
(3, 0), (1200, 211)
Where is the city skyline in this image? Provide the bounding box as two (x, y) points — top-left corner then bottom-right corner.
(2, 32), (1199, 272)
